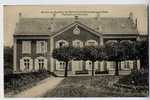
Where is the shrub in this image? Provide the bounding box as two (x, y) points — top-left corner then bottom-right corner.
(118, 70), (148, 86)
(95, 70), (109, 74)
(4, 71), (50, 95)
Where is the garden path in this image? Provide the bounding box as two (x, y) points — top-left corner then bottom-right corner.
(14, 77), (64, 97)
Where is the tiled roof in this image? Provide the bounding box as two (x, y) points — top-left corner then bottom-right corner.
(14, 17), (138, 35)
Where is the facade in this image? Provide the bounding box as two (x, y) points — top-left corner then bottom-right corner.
(13, 12), (142, 76)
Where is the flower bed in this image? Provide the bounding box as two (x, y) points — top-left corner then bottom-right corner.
(4, 71), (51, 96)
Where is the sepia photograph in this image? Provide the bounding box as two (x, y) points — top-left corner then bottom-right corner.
(4, 5), (149, 97)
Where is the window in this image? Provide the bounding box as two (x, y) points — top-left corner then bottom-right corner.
(56, 61), (65, 70)
(72, 40), (83, 47)
(88, 42), (95, 46)
(24, 59), (30, 71)
(36, 41), (47, 53)
(125, 61), (130, 68)
(86, 61), (92, 70)
(60, 62), (65, 69)
(34, 57), (47, 71)
(38, 59), (44, 70)
(20, 57), (33, 72)
(56, 40), (69, 48)
(59, 42), (65, 47)
(22, 41), (31, 54)
(86, 40), (98, 46)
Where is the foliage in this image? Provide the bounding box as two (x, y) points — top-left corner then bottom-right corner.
(120, 40), (133, 60)
(105, 41), (124, 61)
(71, 47), (84, 60)
(4, 46), (13, 75)
(52, 40), (148, 76)
(5, 71), (50, 96)
(44, 76), (147, 97)
(82, 46), (100, 61)
(52, 46), (74, 62)
(95, 70), (109, 74)
(118, 70), (149, 86)
(131, 40), (148, 69)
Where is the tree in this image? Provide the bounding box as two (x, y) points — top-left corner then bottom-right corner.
(133, 40), (148, 70)
(105, 41), (124, 76)
(52, 46), (74, 77)
(119, 40), (137, 70)
(4, 46), (13, 75)
(83, 46), (99, 76)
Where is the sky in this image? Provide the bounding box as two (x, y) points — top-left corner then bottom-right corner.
(4, 5), (148, 47)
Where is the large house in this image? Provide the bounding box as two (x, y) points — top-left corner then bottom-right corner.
(13, 12), (142, 76)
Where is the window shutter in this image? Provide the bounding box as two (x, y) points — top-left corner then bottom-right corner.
(44, 41), (47, 53)
(36, 41), (40, 53)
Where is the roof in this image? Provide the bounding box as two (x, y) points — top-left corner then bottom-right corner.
(14, 17), (138, 36)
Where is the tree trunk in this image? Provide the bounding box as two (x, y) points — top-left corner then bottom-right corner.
(140, 58), (148, 70)
(92, 61), (95, 76)
(64, 61), (68, 77)
(133, 60), (137, 70)
(115, 61), (119, 76)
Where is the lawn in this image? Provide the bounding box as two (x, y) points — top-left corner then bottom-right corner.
(4, 71), (51, 97)
(44, 76), (148, 97)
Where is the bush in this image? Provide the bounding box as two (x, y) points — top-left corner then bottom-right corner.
(4, 71), (51, 95)
(95, 70), (109, 74)
(75, 70), (88, 74)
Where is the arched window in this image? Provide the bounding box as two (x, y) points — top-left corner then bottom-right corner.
(85, 40), (98, 46)
(72, 40), (83, 47)
(56, 60), (65, 70)
(35, 56), (48, 71)
(20, 57), (33, 72)
(86, 60), (99, 70)
(56, 40), (69, 48)
(120, 40), (133, 44)
(105, 40), (118, 45)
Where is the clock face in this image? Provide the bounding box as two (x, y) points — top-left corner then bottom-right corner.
(73, 25), (80, 35)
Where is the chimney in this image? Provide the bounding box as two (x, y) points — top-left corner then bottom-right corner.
(129, 12), (133, 20)
(96, 12), (101, 21)
(18, 12), (22, 19)
(74, 16), (79, 21)
(134, 18), (137, 28)
(98, 25), (102, 33)
(49, 13), (56, 32)
(96, 12), (102, 32)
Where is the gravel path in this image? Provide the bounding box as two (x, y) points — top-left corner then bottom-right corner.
(13, 77), (64, 97)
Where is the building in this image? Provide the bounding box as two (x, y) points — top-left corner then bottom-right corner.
(13, 12), (142, 76)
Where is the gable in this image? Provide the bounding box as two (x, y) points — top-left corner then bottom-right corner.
(52, 21), (101, 38)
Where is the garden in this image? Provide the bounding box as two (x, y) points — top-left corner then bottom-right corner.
(44, 76), (148, 97)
